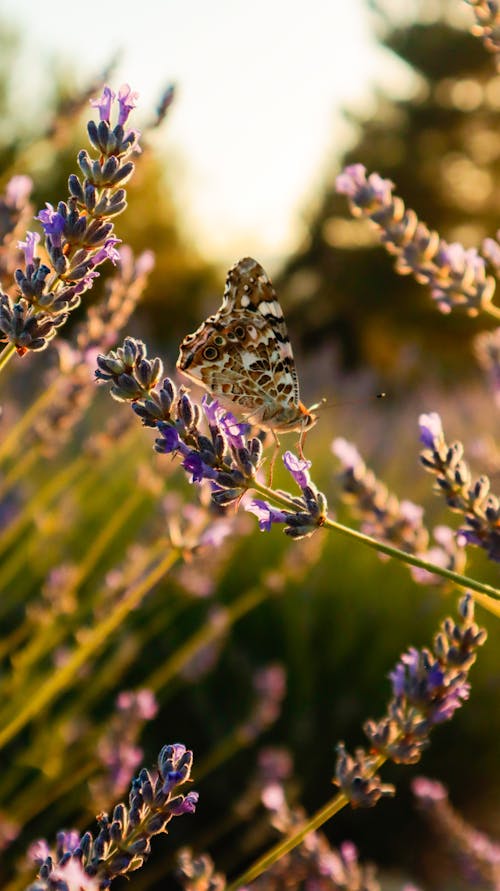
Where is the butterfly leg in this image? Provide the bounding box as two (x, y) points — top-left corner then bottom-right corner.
(268, 429), (281, 487)
(298, 426), (309, 460)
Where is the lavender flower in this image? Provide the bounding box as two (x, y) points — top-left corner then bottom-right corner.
(336, 164), (497, 316)
(91, 689), (159, 807)
(26, 744), (197, 890)
(332, 436), (465, 580)
(176, 848), (227, 891)
(364, 594), (486, 765)
(0, 175), (33, 272)
(475, 327), (500, 407)
(419, 411), (500, 562)
(246, 450), (328, 539)
(413, 775), (500, 887)
(0, 84), (140, 357)
(97, 338), (329, 535)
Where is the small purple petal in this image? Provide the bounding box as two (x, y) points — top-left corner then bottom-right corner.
(17, 230), (40, 267)
(412, 776), (447, 802)
(331, 437), (363, 471)
(418, 412), (444, 449)
(117, 83), (139, 127)
(246, 499), (288, 532)
(90, 85), (115, 122)
(159, 425), (181, 453)
(336, 164), (367, 196)
(283, 450), (312, 489)
(36, 203), (66, 247)
(182, 451), (217, 483)
(219, 411), (249, 449)
(202, 395), (222, 427)
(169, 790), (199, 815)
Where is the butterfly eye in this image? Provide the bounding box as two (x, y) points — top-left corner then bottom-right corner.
(203, 346), (218, 360)
(213, 335), (225, 346)
(234, 325), (245, 340)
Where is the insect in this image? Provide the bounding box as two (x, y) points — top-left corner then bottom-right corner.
(177, 257), (318, 463)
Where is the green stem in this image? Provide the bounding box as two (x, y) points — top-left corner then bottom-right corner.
(0, 342), (16, 374)
(226, 754), (386, 890)
(0, 549), (180, 751)
(251, 480), (500, 614)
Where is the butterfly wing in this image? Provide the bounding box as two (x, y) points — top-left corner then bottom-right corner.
(177, 258), (301, 427)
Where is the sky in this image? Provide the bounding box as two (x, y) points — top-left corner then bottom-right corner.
(1, 0), (414, 269)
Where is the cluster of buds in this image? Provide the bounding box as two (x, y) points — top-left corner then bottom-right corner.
(336, 164), (498, 316)
(0, 85), (140, 355)
(246, 451), (328, 538)
(27, 744), (197, 890)
(413, 776), (500, 887)
(96, 337), (328, 538)
(364, 595), (486, 765)
(332, 436), (466, 581)
(419, 412), (500, 562)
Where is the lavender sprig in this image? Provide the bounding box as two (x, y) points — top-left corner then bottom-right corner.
(96, 341), (500, 609)
(96, 337), (327, 537)
(363, 594), (486, 767)
(26, 743), (198, 890)
(419, 411), (500, 562)
(336, 164), (500, 318)
(412, 775), (500, 887)
(0, 84), (140, 360)
(332, 436), (466, 583)
(227, 596), (485, 890)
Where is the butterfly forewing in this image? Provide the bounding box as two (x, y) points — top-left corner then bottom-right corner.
(177, 257), (313, 433)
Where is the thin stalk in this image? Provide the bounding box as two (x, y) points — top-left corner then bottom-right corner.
(0, 454), (87, 557)
(251, 480), (500, 614)
(0, 377), (61, 465)
(0, 549), (180, 750)
(226, 753), (386, 890)
(146, 583), (269, 694)
(0, 445), (40, 499)
(0, 342), (16, 374)
(486, 303), (500, 320)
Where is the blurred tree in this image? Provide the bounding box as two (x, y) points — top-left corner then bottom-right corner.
(278, 0), (500, 388)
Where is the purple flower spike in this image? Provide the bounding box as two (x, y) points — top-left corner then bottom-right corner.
(17, 230), (40, 267)
(117, 83), (140, 127)
(418, 412), (444, 449)
(283, 450), (312, 489)
(90, 84), (116, 122)
(246, 499), (288, 532)
(36, 203), (66, 247)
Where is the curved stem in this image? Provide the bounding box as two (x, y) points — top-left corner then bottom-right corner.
(485, 302), (500, 320)
(251, 480), (500, 614)
(0, 549), (180, 750)
(0, 342), (16, 374)
(226, 755), (386, 890)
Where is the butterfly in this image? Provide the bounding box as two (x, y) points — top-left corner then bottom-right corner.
(176, 257), (318, 458)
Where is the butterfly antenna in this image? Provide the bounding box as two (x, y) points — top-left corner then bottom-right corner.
(314, 393), (387, 412)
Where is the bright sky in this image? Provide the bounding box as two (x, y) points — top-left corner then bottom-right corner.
(2, 0), (412, 269)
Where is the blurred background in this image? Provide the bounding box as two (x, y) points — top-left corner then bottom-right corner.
(1, 0), (500, 888)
